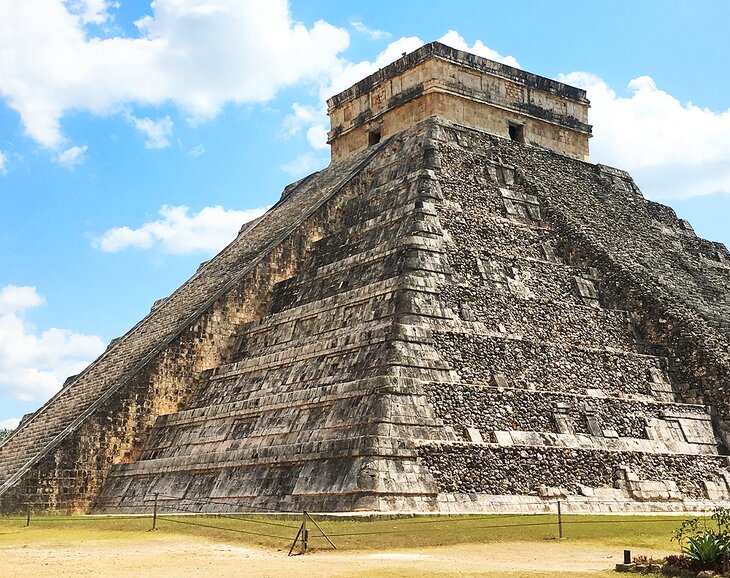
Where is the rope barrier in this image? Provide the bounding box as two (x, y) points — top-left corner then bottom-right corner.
(11, 494), (704, 550)
(156, 501), (299, 529)
(17, 515), (150, 522)
(153, 493), (303, 515)
(157, 515), (292, 542)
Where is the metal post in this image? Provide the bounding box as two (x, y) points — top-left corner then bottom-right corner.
(557, 500), (563, 539)
(301, 511), (309, 555)
(25, 503), (31, 527)
(152, 493), (159, 531)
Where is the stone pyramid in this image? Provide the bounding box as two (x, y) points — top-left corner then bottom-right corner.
(1, 43), (729, 515)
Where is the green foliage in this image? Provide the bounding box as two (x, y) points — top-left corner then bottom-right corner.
(712, 505), (730, 530)
(671, 506), (730, 571)
(671, 516), (699, 547)
(631, 554), (660, 572)
(663, 554), (691, 569)
(684, 531), (729, 569)
(0, 428), (13, 443)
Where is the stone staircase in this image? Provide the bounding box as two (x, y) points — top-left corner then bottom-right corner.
(0, 140), (392, 505)
(94, 125), (457, 513)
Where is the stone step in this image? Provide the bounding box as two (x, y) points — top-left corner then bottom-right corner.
(0, 141), (383, 492)
(113, 434), (421, 476)
(236, 277), (401, 335)
(172, 378), (389, 423)
(270, 239), (447, 312)
(143, 415), (443, 462)
(236, 316), (395, 360)
(192, 341), (395, 408)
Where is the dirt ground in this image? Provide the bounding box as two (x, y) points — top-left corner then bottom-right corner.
(0, 534), (671, 577)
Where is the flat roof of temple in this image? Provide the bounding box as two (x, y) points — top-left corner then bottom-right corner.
(327, 41), (589, 110)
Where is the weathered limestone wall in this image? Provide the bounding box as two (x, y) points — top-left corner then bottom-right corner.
(419, 443), (728, 498)
(425, 383), (715, 453)
(328, 42), (591, 162)
(407, 119), (730, 511)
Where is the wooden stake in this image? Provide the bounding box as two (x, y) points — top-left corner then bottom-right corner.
(288, 521), (304, 556)
(301, 512), (309, 555)
(306, 512), (336, 550)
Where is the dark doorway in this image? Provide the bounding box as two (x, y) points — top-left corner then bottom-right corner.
(508, 123), (525, 143)
(368, 128), (381, 146)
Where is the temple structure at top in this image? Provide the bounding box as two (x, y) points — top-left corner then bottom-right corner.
(327, 41), (592, 162)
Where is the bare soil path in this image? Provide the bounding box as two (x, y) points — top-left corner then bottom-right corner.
(0, 534), (671, 577)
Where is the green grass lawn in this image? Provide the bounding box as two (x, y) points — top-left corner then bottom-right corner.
(0, 511), (690, 553)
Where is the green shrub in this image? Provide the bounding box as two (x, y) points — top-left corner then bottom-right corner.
(684, 531), (729, 569)
(664, 554), (691, 569)
(671, 507), (730, 570)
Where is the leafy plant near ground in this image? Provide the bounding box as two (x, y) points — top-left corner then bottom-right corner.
(671, 506), (730, 571)
(631, 554), (660, 572)
(663, 554), (692, 569)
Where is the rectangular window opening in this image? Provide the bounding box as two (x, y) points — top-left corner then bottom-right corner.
(508, 123), (525, 143)
(368, 128), (382, 146)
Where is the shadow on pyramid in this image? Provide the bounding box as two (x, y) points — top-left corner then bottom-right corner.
(1, 42), (729, 515)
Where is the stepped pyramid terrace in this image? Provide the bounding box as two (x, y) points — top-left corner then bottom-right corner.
(1, 42), (729, 515)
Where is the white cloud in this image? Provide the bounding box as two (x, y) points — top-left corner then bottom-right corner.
(0, 418), (19, 430)
(306, 125), (329, 150)
(54, 145), (88, 168)
(284, 36), (427, 158)
(64, 0), (116, 24)
(350, 20), (390, 41)
(187, 144), (206, 158)
(438, 31), (520, 68)
(0, 285), (105, 403)
(280, 152), (327, 177)
(0, 150), (7, 175)
(128, 114), (174, 149)
(96, 204), (268, 254)
(323, 36), (425, 99)
(0, 285), (46, 315)
(560, 72), (730, 199)
(0, 0), (349, 149)
(283, 103), (320, 136)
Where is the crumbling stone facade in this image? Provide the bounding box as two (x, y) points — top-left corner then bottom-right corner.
(0, 43), (728, 514)
(328, 42), (591, 162)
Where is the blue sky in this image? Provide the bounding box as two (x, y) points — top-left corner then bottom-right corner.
(0, 0), (729, 428)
